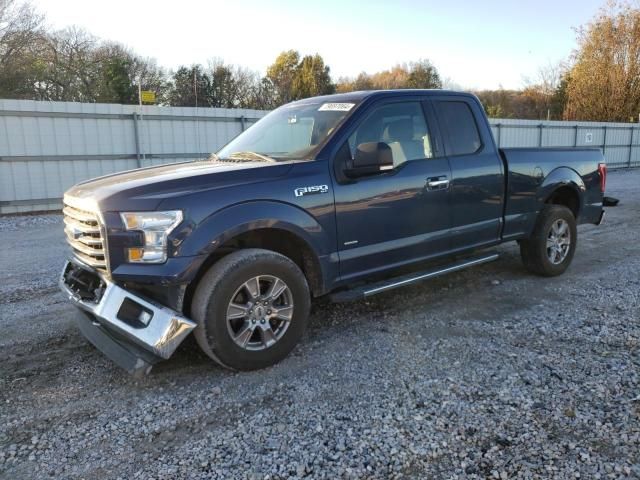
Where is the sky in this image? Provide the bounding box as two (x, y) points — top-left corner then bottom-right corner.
(32, 0), (605, 90)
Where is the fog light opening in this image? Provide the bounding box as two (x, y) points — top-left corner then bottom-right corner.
(117, 298), (154, 328)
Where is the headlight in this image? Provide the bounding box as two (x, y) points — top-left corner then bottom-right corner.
(120, 211), (183, 263)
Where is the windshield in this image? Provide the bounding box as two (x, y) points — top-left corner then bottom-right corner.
(215, 101), (357, 162)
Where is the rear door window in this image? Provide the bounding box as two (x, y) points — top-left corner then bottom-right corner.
(434, 101), (482, 156)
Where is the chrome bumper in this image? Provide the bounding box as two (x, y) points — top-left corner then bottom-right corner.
(59, 260), (196, 362)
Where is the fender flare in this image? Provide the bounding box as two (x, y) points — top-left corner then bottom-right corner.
(537, 167), (585, 212)
(180, 200), (330, 256)
(175, 200), (334, 290)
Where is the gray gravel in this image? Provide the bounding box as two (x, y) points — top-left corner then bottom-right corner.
(1, 170), (639, 479)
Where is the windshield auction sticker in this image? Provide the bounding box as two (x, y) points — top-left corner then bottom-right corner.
(318, 103), (355, 111)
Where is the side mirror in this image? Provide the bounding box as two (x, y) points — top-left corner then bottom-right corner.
(345, 142), (393, 178)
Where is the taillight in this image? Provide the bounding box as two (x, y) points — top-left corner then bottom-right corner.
(598, 163), (607, 193)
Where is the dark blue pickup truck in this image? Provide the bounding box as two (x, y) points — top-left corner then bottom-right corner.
(60, 90), (607, 375)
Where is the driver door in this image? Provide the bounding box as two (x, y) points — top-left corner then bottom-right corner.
(332, 100), (452, 282)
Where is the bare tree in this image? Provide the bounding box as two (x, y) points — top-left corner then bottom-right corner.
(229, 66), (262, 108)
(205, 58), (257, 108)
(518, 61), (569, 119)
(0, 0), (44, 98)
(525, 62), (565, 96)
(34, 27), (102, 101)
(245, 77), (277, 110)
(0, 0), (42, 65)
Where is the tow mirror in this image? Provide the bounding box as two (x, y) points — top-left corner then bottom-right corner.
(345, 142), (393, 178)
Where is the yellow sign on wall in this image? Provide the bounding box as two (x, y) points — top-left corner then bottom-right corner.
(140, 90), (156, 104)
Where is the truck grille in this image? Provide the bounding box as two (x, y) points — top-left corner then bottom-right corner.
(63, 202), (107, 271)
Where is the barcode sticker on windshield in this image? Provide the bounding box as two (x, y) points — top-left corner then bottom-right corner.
(318, 103), (355, 112)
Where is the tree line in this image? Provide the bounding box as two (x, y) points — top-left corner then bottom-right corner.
(1, 0), (639, 121)
(478, 2), (640, 122)
(0, 0), (440, 110)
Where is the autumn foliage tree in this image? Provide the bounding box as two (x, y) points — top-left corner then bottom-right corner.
(266, 50), (335, 104)
(337, 60), (442, 92)
(291, 54), (334, 100)
(266, 50), (300, 105)
(565, 1), (640, 121)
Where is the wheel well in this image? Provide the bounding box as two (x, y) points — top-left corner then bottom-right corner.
(545, 186), (580, 218)
(183, 229), (324, 316)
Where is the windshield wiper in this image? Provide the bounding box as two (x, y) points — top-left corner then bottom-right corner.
(223, 151), (277, 163)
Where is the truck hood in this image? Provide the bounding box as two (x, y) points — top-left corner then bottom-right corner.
(64, 160), (295, 212)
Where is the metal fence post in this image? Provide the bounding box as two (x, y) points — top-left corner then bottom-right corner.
(132, 112), (141, 167)
(240, 115), (246, 132)
(538, 124), (544, 147)
(496, 123), (501, 148)
(574, 125), (579, 147)
(603, 126), (608, 161)
(629, 126), (635, 168)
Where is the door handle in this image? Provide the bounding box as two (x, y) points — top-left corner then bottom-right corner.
(426, 177), (449, 190)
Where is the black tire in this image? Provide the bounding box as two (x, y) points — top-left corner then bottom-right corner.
(192, 248), (310, 370)
(520, 205), (577, 277)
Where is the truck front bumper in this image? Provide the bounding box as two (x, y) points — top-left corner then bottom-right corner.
(59, 260), (196, 376)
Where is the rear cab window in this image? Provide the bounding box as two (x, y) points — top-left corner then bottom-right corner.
(434, 101), (482, 156)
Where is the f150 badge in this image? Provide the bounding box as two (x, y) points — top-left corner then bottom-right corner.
(294, 185), (329, 197)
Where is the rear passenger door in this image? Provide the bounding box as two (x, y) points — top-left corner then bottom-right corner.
(430, 96), (505, 252)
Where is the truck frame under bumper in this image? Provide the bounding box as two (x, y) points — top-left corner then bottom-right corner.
(59, 260), (196, 376)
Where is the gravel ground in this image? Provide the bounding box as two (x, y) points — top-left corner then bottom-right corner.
(1, 170), (639, 479)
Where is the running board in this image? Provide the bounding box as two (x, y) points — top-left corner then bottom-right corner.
(330, 252), (500, 303)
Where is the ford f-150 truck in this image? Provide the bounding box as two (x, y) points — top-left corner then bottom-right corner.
(60, 90), (607, 376)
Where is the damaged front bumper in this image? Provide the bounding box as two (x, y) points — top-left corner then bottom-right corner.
(59, 260), (196, 376)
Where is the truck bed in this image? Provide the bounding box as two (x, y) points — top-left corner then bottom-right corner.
(500, 147), (605, 240)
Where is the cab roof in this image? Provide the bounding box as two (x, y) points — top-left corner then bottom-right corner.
(292, 89), (477, 105)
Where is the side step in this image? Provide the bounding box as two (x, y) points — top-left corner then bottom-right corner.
(330, 252), (499, 303)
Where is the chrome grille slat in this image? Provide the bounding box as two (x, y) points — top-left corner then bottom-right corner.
(64, 234), (105, 257)
(64, 228), (102, 246)
(72, 251), (108, 268)
(62, 206), (99, 223)
(63, 216), (101, 234)
(63, 202), (107, 271)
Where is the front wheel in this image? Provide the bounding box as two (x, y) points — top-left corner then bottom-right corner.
(520, 205), (577, 277)
(192, 249), (310, 370)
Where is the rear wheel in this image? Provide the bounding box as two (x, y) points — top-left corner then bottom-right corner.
(520, 205), (577, 277)
(192, 249), (310, 370)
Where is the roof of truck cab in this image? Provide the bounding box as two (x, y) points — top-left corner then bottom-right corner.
(292, 89), (477, 105)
